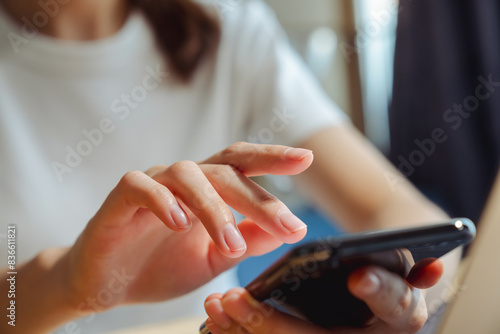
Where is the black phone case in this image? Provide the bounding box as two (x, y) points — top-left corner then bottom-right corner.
(200, 218), (475, 332)
(244, 218), (475, 328)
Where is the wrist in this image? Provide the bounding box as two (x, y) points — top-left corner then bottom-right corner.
(1, 246), (83, 334)
(36, 246), (75, 306)
(28, 247), (83, 331)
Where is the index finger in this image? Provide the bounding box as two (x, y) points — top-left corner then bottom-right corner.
(202, 142), (313, 177)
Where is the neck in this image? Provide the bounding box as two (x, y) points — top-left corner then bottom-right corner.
(1, 0), (129, 40)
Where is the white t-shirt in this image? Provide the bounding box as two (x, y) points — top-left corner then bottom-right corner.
(0, 0), (346, 332)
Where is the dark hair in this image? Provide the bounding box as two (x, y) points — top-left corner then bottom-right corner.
(129, 0), (221, 83)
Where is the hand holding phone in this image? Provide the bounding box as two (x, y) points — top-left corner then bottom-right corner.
(200, 218), (475, 332)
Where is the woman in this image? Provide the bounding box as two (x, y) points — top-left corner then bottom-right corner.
(0, 0), (453, 333)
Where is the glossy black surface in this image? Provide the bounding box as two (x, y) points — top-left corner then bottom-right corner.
(200, 218), (475, 331)
(245, 218), (475, 328)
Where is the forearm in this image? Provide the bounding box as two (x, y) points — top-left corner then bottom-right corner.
(369, 184), (449, 228)
(297, 125), (448, 231)
(0, 247), (79, 334)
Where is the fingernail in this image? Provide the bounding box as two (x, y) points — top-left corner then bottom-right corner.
(358, 270), (380, 296)
(278, 209), (307, 233)
(284, 148), (313, 160)
(223, 224), (247, 253)
(204, 299), (232, 329)
(170, 205), (190, 229)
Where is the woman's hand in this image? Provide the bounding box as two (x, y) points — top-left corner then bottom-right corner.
(204, 259), (444, 334)
(61, 143), (313, 315)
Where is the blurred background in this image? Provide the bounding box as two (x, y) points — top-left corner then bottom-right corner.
(266, 0), (397, 152)
(259, 0), (500, 225)
(239, 0), (399, 284)
(239, 0), (500, 285)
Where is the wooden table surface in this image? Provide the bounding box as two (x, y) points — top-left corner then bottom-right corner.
(108, 315), (207, 334)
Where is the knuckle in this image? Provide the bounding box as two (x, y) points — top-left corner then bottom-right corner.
(199, 198), (222, 212)
(227, 159), (243, 171)
(209, 165), (237, 185)
(386, 287), (427, 333)
(254, 190), (280, 207)
(387, 286), (412, 319)
(189, 185), (219, 211)
(399, 288), (413, 311)
(231, 141), (249, 150)
(262, 144), (274, 155)
(201, 183), (219, 200)
(221, 142), (247, 157)
(167, 160), (199, 178)
(407, 292), (428, 332)
(387, 304), (404, 320)
(407, 312), (428, 332)
(248, 183), (283, 209)
(119, 170), (145, 188)
(149, 185), (172, 203)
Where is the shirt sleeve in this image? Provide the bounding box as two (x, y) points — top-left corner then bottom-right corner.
(221, 0), (349, 146)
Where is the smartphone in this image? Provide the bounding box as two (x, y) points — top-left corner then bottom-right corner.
(200, 218), (475, 333)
